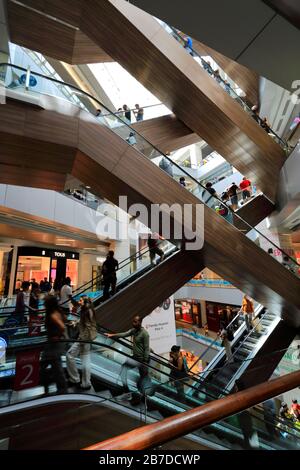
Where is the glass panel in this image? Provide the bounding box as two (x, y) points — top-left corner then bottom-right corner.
(1, 334), (299, 450)
(2, 63), (300, 279)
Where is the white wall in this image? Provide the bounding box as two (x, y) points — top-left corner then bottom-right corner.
(0, 184), (120, 241)
(174, 285), (244, 306)
(213, 171), (244, 195)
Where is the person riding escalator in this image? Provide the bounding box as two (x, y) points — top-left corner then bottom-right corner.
(101, 251), (119, 301)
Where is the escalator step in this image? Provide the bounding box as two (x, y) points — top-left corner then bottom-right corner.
(239, 348), (250, 355)
(246, 337), (258, 344)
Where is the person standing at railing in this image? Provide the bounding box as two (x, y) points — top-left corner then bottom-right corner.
(101, 250), (119, 300)
(239, 177), (252, 201)
(133, 104), (144, 122)
(241, 295), (254, 332)
(228, 182), (239, 211)
(123, 104), (131, 123)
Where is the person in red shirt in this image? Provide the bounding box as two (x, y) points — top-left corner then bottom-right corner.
(291, 399), (300, 420)
(239, 177), (252, 201)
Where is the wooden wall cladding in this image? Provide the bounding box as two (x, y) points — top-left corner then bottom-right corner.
(95, 251), (203, 332)
(0, 98), (299, 324)
(132, 114), (200, 153)
(7, 1), (112, 64)
(77, 0), (286, 203)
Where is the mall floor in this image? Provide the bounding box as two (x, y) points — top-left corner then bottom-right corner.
(176, 320), (217, 339)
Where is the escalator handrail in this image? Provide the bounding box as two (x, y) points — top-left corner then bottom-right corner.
(166, 25), (287, 149)
(187, 308), (244, 372)
(83, 370), (300, 450)
(0, 240), (172, 316)
(2, 63), (299, 270)
(2, 338), (209, 398)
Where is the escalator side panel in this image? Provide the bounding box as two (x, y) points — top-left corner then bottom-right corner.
(237, 321), (297, 389)
(96, 251), (203, 331)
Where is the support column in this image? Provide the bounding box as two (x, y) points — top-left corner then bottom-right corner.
(8, 246), (18, 296)
(200, 300), (207, 326)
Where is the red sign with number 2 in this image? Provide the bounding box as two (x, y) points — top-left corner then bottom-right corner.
(14, 349), (41, 391)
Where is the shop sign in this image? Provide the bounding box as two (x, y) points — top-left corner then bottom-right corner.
(14, 349), (41, 391)
(54, 252), (66, 258)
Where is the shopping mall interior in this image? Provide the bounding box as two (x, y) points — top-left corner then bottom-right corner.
(0, 0), (300, 453)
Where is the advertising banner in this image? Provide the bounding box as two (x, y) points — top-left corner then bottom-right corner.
(14, 348), (41, 391)
(142, 296), (176, 355)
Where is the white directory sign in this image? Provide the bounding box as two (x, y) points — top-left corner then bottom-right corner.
(142, 296), (176, 355)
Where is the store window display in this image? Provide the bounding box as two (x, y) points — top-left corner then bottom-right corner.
(175, 299), (201, 326)
(206, 301), (239, 333)
(14, 248), (79, 293)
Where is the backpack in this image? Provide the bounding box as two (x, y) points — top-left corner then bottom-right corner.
(218, 204), (229, 217)
(226, 327), (234, 341)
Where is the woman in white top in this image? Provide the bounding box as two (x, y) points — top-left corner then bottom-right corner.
(66, 299), (97, 390)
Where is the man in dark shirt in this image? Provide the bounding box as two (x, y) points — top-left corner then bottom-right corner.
(102, 250), (119, 300)
(105, 315), (150, 396)
(228, 182), (239, 210)
(14, 281), (30, 324)
(123, 104), (131, 123)
(40, 277), (51, 293)
(201, 182), (217, 209)
(147, 233), (165, 265)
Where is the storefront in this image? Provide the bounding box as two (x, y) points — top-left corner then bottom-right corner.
(14, 247), (79, 292)
(206, 301), (240, 333)
(175, 299), (201, 327)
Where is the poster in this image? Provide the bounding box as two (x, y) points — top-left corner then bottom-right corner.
(142, 296), (176, 355)
(14, 348), (41, 391)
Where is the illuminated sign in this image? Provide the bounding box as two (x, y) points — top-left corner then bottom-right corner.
(54, 252), (66, 258)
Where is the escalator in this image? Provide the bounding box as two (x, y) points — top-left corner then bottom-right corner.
(1, 64), (300, 327)
(1, 336), (299, 450)
(188, 306), (283, 396)
(6, 0), (287, 203)
(0, 241), (195, 340)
